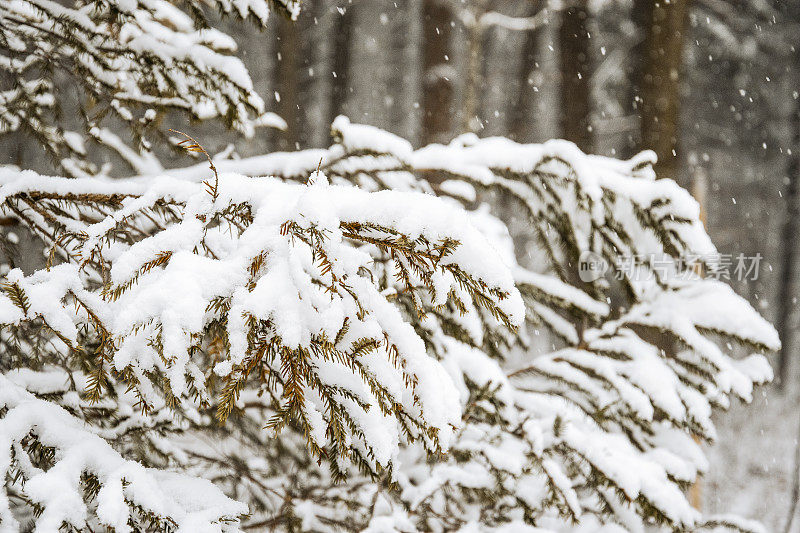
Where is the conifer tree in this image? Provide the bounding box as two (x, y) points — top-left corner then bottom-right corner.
(0, 2), (779, 532)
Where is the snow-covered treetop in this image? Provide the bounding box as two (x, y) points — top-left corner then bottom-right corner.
(0, 118), (778, 532)
(0, 0), (296, 176)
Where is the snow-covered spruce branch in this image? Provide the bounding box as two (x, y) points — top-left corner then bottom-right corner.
(0, 157), (524, 529)
(0, 0), (294, 176)
(0, 118), (779, 532)
(0, 373), (246, 532)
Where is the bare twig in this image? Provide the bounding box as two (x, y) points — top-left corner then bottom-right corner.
(169, 129), (220, 202)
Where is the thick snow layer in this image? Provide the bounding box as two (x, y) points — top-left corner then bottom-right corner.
(0, 164), (526, 472)
(0, 375), (246, 532)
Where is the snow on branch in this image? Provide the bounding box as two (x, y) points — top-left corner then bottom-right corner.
(0, 374), (246, 532)
(0, 163), (523, 480)
(0, 0), (293, 176)
(0, 119), (778, 532)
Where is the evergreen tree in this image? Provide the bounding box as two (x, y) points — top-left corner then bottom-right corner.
(0, 2), (779, 532)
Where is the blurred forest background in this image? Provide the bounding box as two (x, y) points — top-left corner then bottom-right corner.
(3, 0), (800, 529)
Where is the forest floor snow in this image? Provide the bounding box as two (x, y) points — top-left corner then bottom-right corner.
(706, 384), (794, 531)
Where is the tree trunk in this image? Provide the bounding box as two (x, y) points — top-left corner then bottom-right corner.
(275, 14), (300, 150)
(422, 0), (454, 145)
(782, 12), (800, 529)
(300, 0), (333, 148)
(776, 75), (800, 389)
(328, 2), (355, 127)
(558, 0), (592, 152)
(462, 0), (488, 133)
(390, 0), (423, 144)
(620, 0), (653, 158)
(509, 9), (540, 143)
(639, 0), (691, 183)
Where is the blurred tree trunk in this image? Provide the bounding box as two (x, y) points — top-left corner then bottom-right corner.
(776, 59), (800, 390)
(275, 15), (300, 150)
(620, 0), (652, 158)
(422, 0), (454, 144)
(390, 0), (423, 143)
(302, 0), (333, 148)
(509, 9), (540, 142)
(328, 2), (355, 127)
(784, 21), (800, 527)
(463, 0), (488, 133)
(638, 0), (691, 184)
(636, 1), (697, 509)
(786, 105), (800, 526)
(558, 0), (592, 152)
